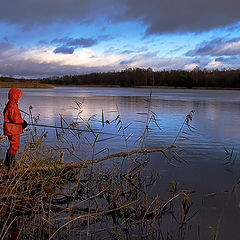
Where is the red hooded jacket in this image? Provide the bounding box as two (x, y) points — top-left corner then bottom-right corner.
(4, 88), (24, 136)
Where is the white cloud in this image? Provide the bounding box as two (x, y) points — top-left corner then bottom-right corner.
(0, 44), (131, 77)
(205, 60), (223, 69)
(186, 38), (240, 57)
(218, 41), (240, 55)
(184, 63), (199, 71)
(0, 41), (239, 78)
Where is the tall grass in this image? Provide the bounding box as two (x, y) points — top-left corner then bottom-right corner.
(0, 96), (198, 240)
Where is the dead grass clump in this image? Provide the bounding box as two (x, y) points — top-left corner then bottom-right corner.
(0, 96), (197, 239)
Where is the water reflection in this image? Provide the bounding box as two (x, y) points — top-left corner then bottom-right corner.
(0, 87), (240, 239)
(0, 87), (240, 157)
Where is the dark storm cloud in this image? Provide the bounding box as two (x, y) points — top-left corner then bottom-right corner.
(51, 37), (98, 48)
(53, 46), (75, 54)
(0, 0), (119, 25)
(186, 38), (240, 57)
(52, 37), (100, 54)
(117, 0), (240, 34)
(0, 0), (239, 34)
(119, 0), (240, 34)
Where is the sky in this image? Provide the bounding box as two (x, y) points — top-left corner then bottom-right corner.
(0, 0), (240, 78)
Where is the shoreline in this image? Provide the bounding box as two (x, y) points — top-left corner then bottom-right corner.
(1, 82), (240, 90)
(54, 84), (240, 90)
(0, 82), (54, 88)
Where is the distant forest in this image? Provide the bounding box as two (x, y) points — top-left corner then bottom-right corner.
(2, 67), (240, 88)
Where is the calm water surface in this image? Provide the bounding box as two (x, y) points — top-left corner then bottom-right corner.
(1, 86), (240, 239)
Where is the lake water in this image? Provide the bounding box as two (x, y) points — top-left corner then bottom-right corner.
(0, 86), (240, 239)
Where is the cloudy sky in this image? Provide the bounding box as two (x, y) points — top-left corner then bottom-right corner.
(0, 0), (240, 78)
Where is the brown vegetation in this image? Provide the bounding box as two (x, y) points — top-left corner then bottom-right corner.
(0, 99), (198, 239)
(0, 81), (54, 88)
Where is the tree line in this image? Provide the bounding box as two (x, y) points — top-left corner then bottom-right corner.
(1, 67), (240, 88)
(43, 67), (240, 88)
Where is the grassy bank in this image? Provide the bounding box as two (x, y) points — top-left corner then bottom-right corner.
(0, 81), (54, 88)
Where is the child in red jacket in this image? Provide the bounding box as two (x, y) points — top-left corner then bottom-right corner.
(3, 88), (27, 168)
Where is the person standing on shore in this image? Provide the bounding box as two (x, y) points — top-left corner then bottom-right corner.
(3, 88), (27, 168)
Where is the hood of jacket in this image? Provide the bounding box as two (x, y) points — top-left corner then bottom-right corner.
(8, 88), (22, 103)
